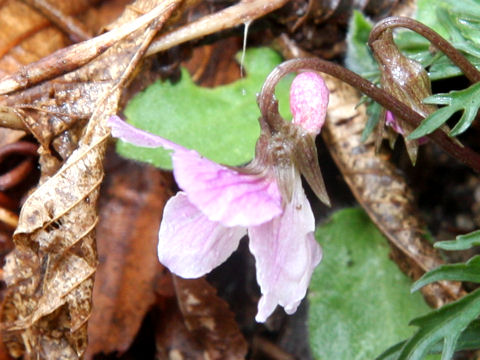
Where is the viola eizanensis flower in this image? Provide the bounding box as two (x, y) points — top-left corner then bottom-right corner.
(108, 71), (330, 322)
(385, 111), (429, 146)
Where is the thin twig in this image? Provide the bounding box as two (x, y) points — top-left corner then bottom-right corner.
(259, 58), (480, 173)
(0, 1), (179, 95)
(0, 207), (18, 228)
(0, 106), (27, 131)
(21, 0), (92, 42)
(0, 141), (38, 190)
(145, 0), (290, 56)
(368, 17), (480, 83)
(0, 0), (289, 97)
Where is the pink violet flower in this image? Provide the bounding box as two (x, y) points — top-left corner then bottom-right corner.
(108, 71), (330, 322)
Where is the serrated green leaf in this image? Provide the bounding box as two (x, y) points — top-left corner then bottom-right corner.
(412, 256), (480, 292)
(408, 82), (480, 139)
(394, 288), (480, 360)
(309, 208), (430, 360)
(345, 11), (378, 78)
(435, 229), (480, 250)
(116, 47), (293, 169)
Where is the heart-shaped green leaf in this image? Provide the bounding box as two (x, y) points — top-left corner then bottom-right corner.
(116, 47), (293, 169)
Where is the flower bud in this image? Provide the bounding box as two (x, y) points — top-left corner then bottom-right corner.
(290, 72), (329, 135)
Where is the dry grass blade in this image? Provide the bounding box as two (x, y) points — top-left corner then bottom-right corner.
(0, 0), (181, 358)
(322, 74), (464, 307)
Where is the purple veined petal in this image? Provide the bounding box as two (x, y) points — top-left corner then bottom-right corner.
(172, 153), (282, 228)
(108, 115), (283, 228)
(248, 174), (322, 322)
(290, 72), (329, 135)
(158, 192), (247, 278)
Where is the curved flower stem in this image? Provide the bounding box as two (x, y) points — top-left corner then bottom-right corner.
(368, 16), (480, 83)
(259, 58), (480, 173)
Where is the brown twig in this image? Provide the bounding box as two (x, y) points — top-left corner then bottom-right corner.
(0, 106), (27, 131)
(0, 192), (17, 210)
(0, 2), (178, 95)
(0, 207), (19, 228)
(145, 0), (290, 56)
(0, 141), (38, 190)
(0, 0), (290, 97)
(252, 336), (296, 360)
(21, 0), (92, 42)
(259, 58), (480, 173)
(368, 17), (480, 83)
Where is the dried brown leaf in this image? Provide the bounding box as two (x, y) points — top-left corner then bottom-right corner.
(156, 276), (248, 360)
(86, 153), (172, 358)
(0, 1), (181, 358)
(322, 74), (464, 307)
(0, 0), (87, 145)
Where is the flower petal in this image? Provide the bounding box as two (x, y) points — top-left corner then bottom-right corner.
(248, 175), (322, 322)
(385, 111), (405, 135)
(158, 192), (246, 278)
(108, 115), (183, 151)
(108, 116), (283, 227)
(172, 153), (282, 227)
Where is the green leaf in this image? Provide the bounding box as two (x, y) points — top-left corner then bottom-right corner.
(408, 82), (480, 139)
(116, 47), (293, 169)
(415, 0), (451, 38)
(411, 256), (480, 292)
(436, 7), (480, 59)
(377, 320), (480, 359)
(309, 208), (430, 360)
(435, 229), (480, 250)
(393, 288), (480, 360)
(361, 100), (381, 141)
(345, 11), (378, 78)
(428, 54), (480, 80)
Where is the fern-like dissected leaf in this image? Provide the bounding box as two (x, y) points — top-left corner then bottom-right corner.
(408, 82), (480, 139)
(412, 256), (480, 292)
(389, 289), (480, 360)
(435, 229), (480, 250)
(377, 319), (480, 359)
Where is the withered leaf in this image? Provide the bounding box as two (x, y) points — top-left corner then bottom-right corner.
(0, 0), (90, 149)
(0, 0), (181, 358)
(321, 74), (464, 308)
(156, 276), (248, 360)
(86, 153), (171, 358)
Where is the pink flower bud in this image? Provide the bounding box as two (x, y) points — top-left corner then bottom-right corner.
(290, 72), (329, 135)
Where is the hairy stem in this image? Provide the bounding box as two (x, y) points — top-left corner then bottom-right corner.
(259, 58), (480, 173)
(368, 16), (480, 83)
